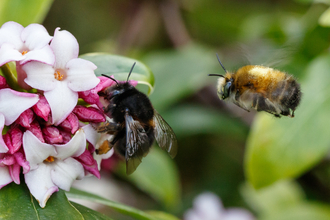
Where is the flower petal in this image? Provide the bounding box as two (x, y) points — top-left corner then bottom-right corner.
(0, 21), (24, 48)
(73, 106), (105, 123)
(21, 46), (55, 65)
(21, 23), (52, 50)
(54, 129), (86, 159)
(0, 114), (9, 153)
(23, 61), (57, 91)
(0, 88), (39, 125)
(51, 28), (79, 69)
(24, 163), (59, 208)
(9, 164), (21, 184)
(44, 82), (78, 125)
(51, 158), (84, 191)
(66, 58), (99, 91)
(0, 43), (24, 66)
(59, 113), (79, 134)
(23, 130), (56, 169)
(0, 166), (12, 189)
(82, 124), (101, 147)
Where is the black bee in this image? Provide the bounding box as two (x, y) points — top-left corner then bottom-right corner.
(96, 63), (178, 174)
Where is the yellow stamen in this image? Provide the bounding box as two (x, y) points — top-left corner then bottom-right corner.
(21, 50), (28, 55)
(54, 71), (64, 81)
(44, 156), (55, 163)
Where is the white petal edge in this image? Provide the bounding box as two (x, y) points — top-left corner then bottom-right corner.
(44, 82), (78, 125)
(66, 58), (99, 91)
(55, 129), (86, 159)
(0, 166), (12, 189)
(23, 130), (57, 170)
(0, 43), (24, 66)
(0, 21), (24, 48)
(24, 163), (59, 208)
(51, 28), (79, 69)
(0, 114), (8, 153)
(21, 23), (53, 50)
(21, 45), (55, 65)
(51, 158), (84, 191)
(22, 61), (57, 91)
(82, 124), (101, 147)
(0, 88), (39, 125)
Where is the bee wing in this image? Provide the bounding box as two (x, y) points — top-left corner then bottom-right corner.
(125, 112), (150, 175)
(153, 110), (178, 158)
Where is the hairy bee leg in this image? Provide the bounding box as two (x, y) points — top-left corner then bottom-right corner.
(96, 121), (120, 133)
(95, 140), (113, 155)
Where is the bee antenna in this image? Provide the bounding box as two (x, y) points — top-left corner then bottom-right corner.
(101, 74), (119, 85)
(127, 62), (136, 82)
(208, 74), (224, 77)
(216, 53), (227, 73)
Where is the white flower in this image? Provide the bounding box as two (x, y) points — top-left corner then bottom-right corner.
(23, 129), (86, 208)
(22, 28), (100, 125)
(0, 88), (39, 152)
(0, 21), (54, 66)
(184, 192), (255, 220)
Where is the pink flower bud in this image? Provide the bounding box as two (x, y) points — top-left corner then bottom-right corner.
(79, 76), (116, 105)
(32, 96), (51, 122)
(27, 121), (44, 143)
(73, 106), (105, 123)
(42, 126), (63, 144)
(0, 76), (8, 89)
(17, 109), (34, 128)
(59, 113), (79, 134)
(74, 149), (100, 179)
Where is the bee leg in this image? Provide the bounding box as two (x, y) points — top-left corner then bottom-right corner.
(96, 121), (120, 133)
(95, 140), (113, 155)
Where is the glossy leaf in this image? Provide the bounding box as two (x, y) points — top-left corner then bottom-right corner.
(80, 53), (154, 94)
(70, 202), (114, 220)
(245, 54), (330, 188)
(241, 180), (305, 215)
(147, 211), (180, 220)
(0, 0), (53, 26)
(259, 203), (330, 220)
(0, 181), (83, 220)
(67, 188), (155, 220)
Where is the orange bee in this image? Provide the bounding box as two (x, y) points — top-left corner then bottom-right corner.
(209, 54), (302, 117)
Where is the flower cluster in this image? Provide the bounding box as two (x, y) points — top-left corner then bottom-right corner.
(184, 192), (255, 220)
(0, 21), (116, 208)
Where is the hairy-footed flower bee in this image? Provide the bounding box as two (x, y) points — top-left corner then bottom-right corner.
(96, 63), (178, 174)
(209, 54), (302, 117)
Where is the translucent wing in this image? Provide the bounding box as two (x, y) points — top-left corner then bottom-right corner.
(153, 110), (178, 158)
(125, 112), (151, 175)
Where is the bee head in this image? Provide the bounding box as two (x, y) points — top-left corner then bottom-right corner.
(101, 62), (136, 100)
(209, 53), (231, 100)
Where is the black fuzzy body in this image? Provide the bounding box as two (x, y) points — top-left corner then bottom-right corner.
(102, 82), (155, 157)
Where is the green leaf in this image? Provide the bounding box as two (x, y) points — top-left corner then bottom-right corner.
(143, 44), (218, 111)
(245, 53), (330, 189)
(146, 211), (180, 220)
(0, 181), (84, 220)
(241, 180), (305, 215)
(70, 202), (114, 220)
(0, 0), (53, 26)
(67, 188), (155, 220)
(117, 147), (181, 211)
(259, 203), (330, 220)
(162, 104), (248, 140)
(319, 7), (330, 27)
(80, 53), (154, 94)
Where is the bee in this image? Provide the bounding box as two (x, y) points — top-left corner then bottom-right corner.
(209, 54), (301, 117)
(95, 63), (178, 174)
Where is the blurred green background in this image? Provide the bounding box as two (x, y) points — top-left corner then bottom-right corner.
(4, 0), (330, 219)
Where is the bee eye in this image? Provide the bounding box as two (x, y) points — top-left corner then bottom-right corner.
(223, 81), (232, 99)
